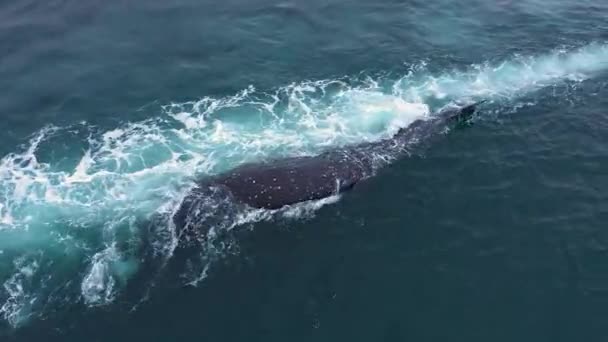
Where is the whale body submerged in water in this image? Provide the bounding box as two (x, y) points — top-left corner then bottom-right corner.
(172, 101), (484, 232)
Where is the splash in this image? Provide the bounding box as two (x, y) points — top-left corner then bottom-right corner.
(0, 43), (606, 328)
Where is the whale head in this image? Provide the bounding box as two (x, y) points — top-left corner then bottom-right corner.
(440, 100), (486, 127)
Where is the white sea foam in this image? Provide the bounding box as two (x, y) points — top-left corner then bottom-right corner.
(81, 245), (121, 306)
(0, 257), (39, 328)
(396, 43), (608, 102)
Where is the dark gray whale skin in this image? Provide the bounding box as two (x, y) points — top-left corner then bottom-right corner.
(173, 102), (482, 228)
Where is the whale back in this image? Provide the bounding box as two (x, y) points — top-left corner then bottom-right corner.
(206, 150), (369, 209)
(176, 101), (484, 218)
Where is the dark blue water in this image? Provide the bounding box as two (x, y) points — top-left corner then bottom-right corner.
(1, 0), (607, 341)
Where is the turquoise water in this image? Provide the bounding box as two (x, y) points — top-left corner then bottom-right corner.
(1, 0), (607, 340)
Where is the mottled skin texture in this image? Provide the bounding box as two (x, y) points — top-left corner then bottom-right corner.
(174, 102), (482, 223)
(208, 150), (368, 209)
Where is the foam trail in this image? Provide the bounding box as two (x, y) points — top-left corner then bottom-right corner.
(0, 43), (607, 328)
(395, 43), (608, 102)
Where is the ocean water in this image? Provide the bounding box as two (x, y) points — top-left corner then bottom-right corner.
(0, 0), (607, 340)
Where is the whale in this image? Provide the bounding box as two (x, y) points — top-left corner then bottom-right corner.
(172, 101), (484, 232)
